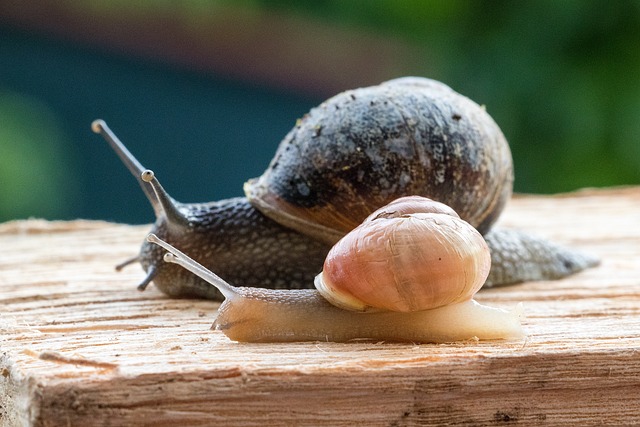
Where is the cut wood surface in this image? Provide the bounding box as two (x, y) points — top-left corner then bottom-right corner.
(1, 187), (639, 426)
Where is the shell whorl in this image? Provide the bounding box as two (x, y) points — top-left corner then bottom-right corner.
(245, 77), (513, 244)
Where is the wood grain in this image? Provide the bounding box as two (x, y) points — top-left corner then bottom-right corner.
(1, 187), (639, 426)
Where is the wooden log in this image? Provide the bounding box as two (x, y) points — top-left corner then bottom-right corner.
(1, 187), (639, 426)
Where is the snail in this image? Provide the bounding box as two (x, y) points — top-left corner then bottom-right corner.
(145, 194), (524, 343)
(92, 77), (598, 301)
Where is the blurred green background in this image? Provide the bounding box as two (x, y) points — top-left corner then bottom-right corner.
(0, 1), (639, 224)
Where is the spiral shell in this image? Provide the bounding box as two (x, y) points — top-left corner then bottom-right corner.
(245, 77), (513, 244)
(314, 197), (491, 312)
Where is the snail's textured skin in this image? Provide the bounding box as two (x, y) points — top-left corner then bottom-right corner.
(140, 198), (331, 299)
(483, 228), (599, 288)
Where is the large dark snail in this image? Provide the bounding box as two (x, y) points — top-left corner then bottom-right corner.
(93, 77), (598, 305)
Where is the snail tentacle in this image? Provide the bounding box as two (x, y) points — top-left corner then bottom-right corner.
(136, 264), (158, 292)
(140, 170), (190, 229)
(91, 120), (161, 215)
(147, 233), (238, 301)
(114, 255), (140, 271)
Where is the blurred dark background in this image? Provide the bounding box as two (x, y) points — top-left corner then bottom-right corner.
(1, 1), (639, 224)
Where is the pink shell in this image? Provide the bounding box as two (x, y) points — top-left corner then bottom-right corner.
(315, 198), (491, 313)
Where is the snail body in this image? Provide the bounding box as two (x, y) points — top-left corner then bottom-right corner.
(92, 77), (598, 300)
(145, 194), (524, 343)
(213, 296), (523, 343)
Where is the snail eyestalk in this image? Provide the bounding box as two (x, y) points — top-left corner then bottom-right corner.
(140, 170), (190, 228)
(91, 119), (162, 216)
(146, 234), (238, 301)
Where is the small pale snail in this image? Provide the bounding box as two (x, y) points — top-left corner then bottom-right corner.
(145, 192), (524, 343)
(92, 76), (598, 301)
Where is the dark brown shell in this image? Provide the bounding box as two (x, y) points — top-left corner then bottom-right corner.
(245, 77), (513, 244)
